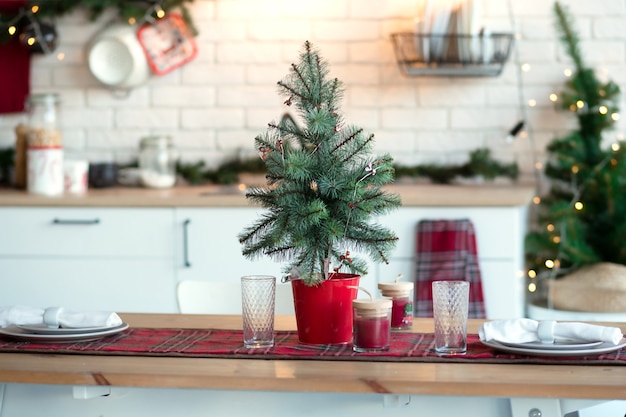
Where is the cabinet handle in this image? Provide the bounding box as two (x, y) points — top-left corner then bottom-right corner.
(183, 218), (191, 268)
(52, 218), (100, 225)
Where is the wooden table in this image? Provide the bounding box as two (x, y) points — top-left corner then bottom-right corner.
(0, 314), (624, 417)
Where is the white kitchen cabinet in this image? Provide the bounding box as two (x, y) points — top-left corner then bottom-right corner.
(174, 208), (390, 299)
(0, 207), (178, 313)
(371, 206), (528, 319)
(175, 205), (528, 319)
(175, 207), (284, 284)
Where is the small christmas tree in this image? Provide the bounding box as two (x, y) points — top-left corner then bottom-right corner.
(525, 2), (624, 285)
(238, 41), (401, 285)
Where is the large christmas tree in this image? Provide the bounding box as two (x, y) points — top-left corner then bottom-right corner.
(525, 2), (624, 287)
(239, 41), (401, 285)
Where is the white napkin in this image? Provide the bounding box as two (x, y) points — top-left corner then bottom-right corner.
(0, 306), (123, 329)
(479, 319), (624, 345)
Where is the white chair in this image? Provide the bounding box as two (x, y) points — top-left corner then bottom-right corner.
(177, 280), (295, 315)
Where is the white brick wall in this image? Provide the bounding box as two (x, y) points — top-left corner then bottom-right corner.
(0, 0), (625, 181)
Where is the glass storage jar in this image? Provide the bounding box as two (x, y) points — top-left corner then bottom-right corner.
(26, 93), (64, 196)
(139, 136), (177, 188)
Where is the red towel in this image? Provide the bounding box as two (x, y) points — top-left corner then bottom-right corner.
(0, 0), (30, 114)
(414, 219), (486, 318)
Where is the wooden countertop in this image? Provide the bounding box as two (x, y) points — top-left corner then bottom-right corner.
(0, 313), (624, 400)
(0, 182), (535, 208)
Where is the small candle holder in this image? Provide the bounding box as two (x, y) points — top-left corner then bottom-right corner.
(352, 293), (392, 353)
(378, 275), (414, 330)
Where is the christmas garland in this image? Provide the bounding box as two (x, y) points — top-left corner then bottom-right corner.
(0, 145), (518, 187)
(175, 147), (518, 186)
(174, 113), (518, 186)
(0, 0), (196, 51)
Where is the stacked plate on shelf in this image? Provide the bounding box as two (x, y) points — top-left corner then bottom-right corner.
(0, 322), (129, 343)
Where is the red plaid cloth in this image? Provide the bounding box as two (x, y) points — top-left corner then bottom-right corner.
(415, 219), (486, 318)
(0, 328), (624, 365)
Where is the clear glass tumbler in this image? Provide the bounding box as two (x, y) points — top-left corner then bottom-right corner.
(241, 275), (276, 348)
(432, 280), (469, 355)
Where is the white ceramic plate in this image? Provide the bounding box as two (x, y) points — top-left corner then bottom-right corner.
(498, 339), (604, 350)
(16, 323), (125, 335)
(0, 323), (129, 343)
(481, 338), (626, 357)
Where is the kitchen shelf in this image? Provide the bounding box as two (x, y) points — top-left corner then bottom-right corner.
(391, 32), (514, 77)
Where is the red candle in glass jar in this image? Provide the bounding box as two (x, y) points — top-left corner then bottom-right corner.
(378, 281), (414, 330)
(352, 298), (392, 352)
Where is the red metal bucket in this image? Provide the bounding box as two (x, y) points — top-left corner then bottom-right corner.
(291, 273), (360, 345)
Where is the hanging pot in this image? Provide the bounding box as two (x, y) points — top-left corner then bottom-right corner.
(291, 273), (360, 345)
(86, 22), (151, 92)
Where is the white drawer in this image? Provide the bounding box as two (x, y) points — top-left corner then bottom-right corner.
(0, 258), (177, 313)
(0, 207), (174, 257)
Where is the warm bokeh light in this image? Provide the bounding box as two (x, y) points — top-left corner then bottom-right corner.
(545, 259), (555, 268)
(576, 100), (585, 109)
(612, 113), (620, 121)
(8, 26), (16, 36)
(528, 99), (537, 107)
(533, 196), (541, 204)
(564, 68), (573, 77)
(571, 165), (579, 173)
(612, 143), (620, 152)
(599, 106), (608, 115)
(528, 282), (537, 292)
(574, 201), (583, 210)
(522, 63), (531, 72)
(549, 93), (558, 102)
(552, 236), (560, 243)
(31, 5), (39, 13)
(546, 224), (555, 232)
(528, 269), (536, 278)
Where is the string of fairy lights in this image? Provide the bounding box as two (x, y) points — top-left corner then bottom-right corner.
(0, 4), (56, 54)
(506, 0), (624, 302)
(526, 70), (623, 292)
(0, 1), (174, 59)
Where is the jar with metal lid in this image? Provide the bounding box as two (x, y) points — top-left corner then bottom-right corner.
(26, 93), (63, 196)
(138, 136), (177, 188)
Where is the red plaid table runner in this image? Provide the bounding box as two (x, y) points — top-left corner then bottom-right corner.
(415, 219), (486, 318)
(0, 328), (624, 365)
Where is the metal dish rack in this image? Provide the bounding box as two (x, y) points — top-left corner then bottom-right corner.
(391, 32), (514, 77)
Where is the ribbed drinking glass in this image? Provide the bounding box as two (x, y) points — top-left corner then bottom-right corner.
(432, 280), (469, 354)
(241, 275), (276, 348)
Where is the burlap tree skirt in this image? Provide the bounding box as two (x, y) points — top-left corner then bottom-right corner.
(549, 262), (626, 313)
